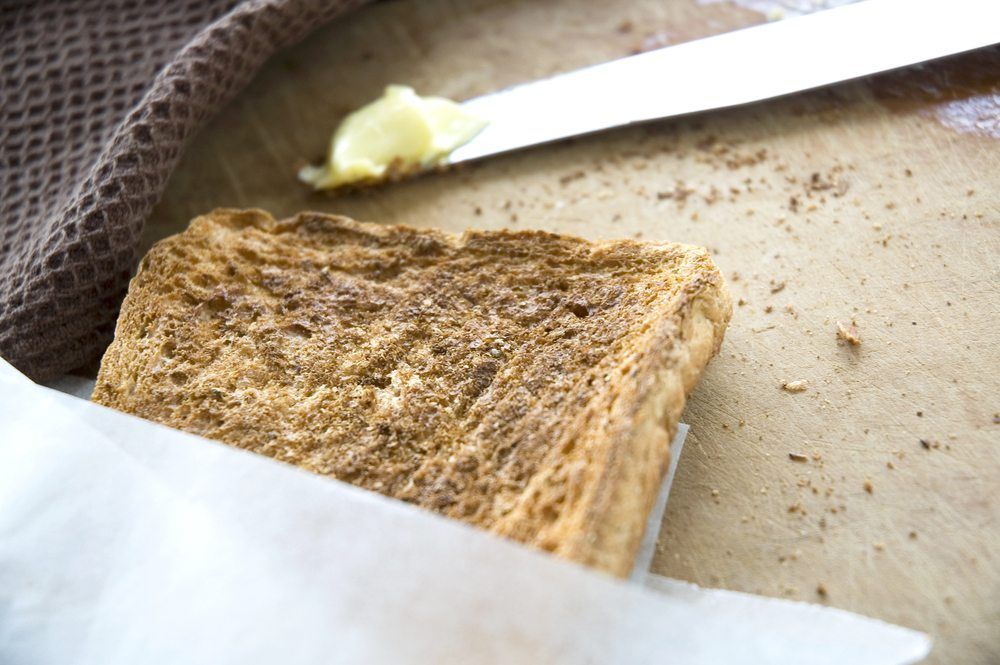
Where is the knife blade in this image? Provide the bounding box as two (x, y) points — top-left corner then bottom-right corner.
(449, 0), (1000, 164)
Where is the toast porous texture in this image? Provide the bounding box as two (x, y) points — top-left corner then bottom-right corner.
(93, 209), (731, 576)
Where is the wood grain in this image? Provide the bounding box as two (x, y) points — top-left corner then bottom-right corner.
(146, 1), (1000, 662)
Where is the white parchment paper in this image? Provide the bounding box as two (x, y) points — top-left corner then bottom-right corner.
(0, 359), (930, 664)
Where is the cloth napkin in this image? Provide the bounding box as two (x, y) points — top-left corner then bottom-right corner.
(0, 0), (369, 380)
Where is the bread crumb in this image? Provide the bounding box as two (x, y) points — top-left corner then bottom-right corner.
(770, 280), (786, 294)
(559, 171), (585, 185)
(836, 320), (861, 346)
(788, 452), (809, 462)
(863, 480), (874, 494)
(782, 380), (808, 393)
(816, 583), (828, 597)
(874, 542), (885, 551)
(909, 531), (918, 540)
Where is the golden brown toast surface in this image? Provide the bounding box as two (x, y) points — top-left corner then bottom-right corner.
(94, 209), (731, 576)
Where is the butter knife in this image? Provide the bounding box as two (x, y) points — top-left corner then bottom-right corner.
(449, 0), (1000, 163)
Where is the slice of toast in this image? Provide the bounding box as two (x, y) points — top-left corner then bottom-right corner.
(93, 209), (731, 576)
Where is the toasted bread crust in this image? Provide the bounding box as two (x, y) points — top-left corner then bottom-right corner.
(94, 209), (731, 576)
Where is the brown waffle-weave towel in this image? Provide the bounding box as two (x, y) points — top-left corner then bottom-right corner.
(1, 0), (368, 380)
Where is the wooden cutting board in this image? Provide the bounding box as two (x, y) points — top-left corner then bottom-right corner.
(146, 1), (1000, 661)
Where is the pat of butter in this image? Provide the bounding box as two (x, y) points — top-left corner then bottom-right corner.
(299, 85), (487, 190)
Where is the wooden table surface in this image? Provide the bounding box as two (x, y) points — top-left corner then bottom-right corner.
(146, 1), (1000, 662)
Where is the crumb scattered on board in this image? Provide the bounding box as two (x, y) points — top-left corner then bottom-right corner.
(836, 320), (862, 346)
(920, 438), (942, 450)
(782, 379), (808, 393)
